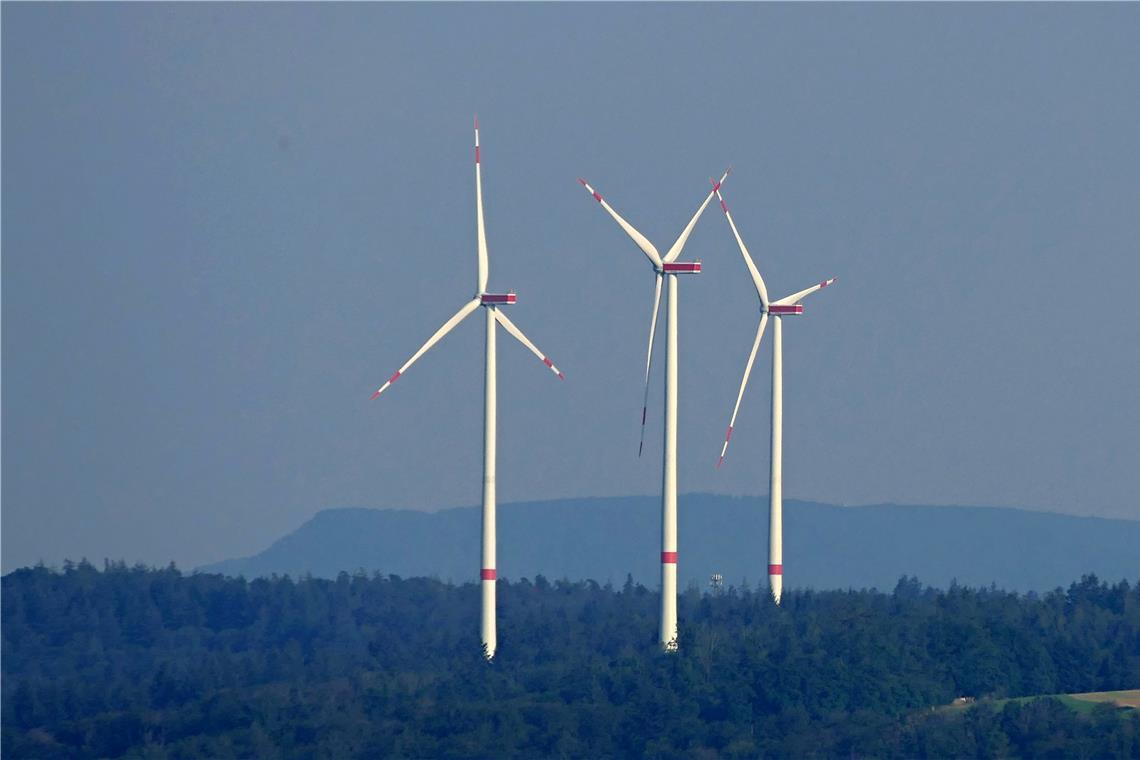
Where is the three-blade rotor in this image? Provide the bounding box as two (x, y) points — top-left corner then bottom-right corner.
(370, 119), (564, 400)
(579, 169), (731, 456)
(712, 183), (835, 467)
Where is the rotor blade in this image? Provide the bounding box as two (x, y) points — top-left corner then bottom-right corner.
(370, 298), (482, 399)
(475, 116), (489, 293)
(578, 178), (662, 268)
(662, 168), (730, 264)
(492, 308), (564, 380)
(717, 313), (769, 468)
(712, 182), (768, 306)
(639, 273), (665, 457)
(772, 277), (838, 307)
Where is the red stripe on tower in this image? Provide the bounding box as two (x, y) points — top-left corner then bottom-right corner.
(661, 552), (678, 564)
(481, 569), (497, 581)
(768, 564), (783, 575)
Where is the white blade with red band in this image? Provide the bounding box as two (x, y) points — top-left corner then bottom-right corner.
(492, 308), (564, 380)
(639, 272), (664, 457)
(712, 183), (768, 307)
(578, 178), (663, 269)
(370, 297), (482, 399)
(771, 277), (838, 307)
(717, 312), (769, 468)
(475, 116), (490, 293)
(662, 168), (730, 265)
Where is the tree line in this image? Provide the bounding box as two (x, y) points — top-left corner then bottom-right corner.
(3, 561), (1138, 758)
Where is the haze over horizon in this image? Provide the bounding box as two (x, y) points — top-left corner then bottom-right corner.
(4, 4), (1139, 573)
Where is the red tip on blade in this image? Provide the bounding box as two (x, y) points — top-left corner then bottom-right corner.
(577, 177), (587, 186)
(820, 278), (832, 288)
(370, 389), (381, 400)
(474, 114), (479, 130)
(716, 456), (725, 469)
(557, 371), (565, 380)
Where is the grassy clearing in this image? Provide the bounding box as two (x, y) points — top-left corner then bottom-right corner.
(942, 689), (1139, 715)
(1068, 690), (1140, 709)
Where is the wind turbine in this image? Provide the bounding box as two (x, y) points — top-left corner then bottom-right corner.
(578, 169), (729, 651)
(371, 119), (564, 659)
(711, 182), (835, 605)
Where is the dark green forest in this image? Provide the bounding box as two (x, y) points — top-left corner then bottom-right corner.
(3, 563), (1139, 758)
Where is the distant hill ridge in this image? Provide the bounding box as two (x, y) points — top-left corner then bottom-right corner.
(198, 495), (1140, 592)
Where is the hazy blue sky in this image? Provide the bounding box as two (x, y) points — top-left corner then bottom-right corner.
(4, 3), (1138, 573)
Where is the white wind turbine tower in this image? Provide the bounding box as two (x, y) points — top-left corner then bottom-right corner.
(370, 119), (564, 659)
(711, 182), (835, 605)
(578, 169), (729, 651)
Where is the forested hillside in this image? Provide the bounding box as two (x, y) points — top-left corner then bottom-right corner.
(3, 563), (1139, 758)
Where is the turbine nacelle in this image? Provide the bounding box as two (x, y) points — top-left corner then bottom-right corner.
(767, 304), (803, 316)
(660, 262), (702, 275)
(480, 293), (517, 305)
